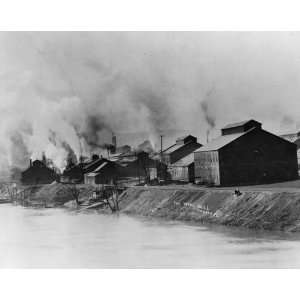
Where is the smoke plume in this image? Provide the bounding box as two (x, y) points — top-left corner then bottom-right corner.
(1, 32), (300, 176)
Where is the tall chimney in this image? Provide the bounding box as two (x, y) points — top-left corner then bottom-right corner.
(30, 159), (32, 167)
(112, 132), (117, 153)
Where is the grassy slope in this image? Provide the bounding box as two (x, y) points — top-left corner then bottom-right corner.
(119, 187), (300, 232)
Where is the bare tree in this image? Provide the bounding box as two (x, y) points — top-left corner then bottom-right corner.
(6, 183), (18, 203)
(67, 183), (81, 206)
(101, 184), (120, 212)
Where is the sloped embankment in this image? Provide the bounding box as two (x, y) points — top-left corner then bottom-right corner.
(119, 187), (300, 232)
(22, 183), (94, 206)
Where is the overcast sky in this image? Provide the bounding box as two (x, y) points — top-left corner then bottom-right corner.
(1, 32), (300, 171)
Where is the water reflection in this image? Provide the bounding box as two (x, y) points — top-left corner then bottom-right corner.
(0, 204), (300, 268)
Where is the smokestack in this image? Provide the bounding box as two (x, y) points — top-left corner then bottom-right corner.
(112, 133), (117, 148)
(111, 132), (117, 154)
(206, 130), (210, 143)
(30, 159), (32, 167)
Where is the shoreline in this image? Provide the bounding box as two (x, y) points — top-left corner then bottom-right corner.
(117, 186), (300, 232)
(7, 181), (300, 232)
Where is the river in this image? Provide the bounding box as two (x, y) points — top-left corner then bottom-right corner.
(0, 204), (300, 268)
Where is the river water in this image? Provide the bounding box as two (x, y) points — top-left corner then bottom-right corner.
(1, 204), (300, 268)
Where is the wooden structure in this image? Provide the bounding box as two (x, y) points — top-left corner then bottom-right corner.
(161, 135), (201, 182)
(168, 152), (195, 183)
(84, 161), (117, 185)
(111, 151), (157, 182)
(194, 120), (298, 186)
(162, 135), (202, 165)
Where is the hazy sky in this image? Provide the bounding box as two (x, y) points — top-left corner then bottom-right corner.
(1, 32), (300, 172)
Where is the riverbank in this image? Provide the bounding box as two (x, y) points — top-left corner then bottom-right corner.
(11, 181), (300, 232)
(118, 186), (300, 232)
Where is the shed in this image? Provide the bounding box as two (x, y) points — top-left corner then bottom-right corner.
(168, 152), (195, 182)
(84, 161), (117, 185)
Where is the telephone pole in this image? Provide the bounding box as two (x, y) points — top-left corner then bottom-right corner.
(160, 135), (163, 162)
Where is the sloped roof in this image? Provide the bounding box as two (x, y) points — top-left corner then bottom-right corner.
(86, 162), (110, 177)
(176, 135), (189, 140)
(163, 143), (184, 154)
(83, 158), (104, 170)
(93, 162), (109, 172)
(163, 141), (201, 154)
(196, 129), (253, 152)
(280, 133), (299, 143)
(170, 152), (194, 167)
(222, 119), (261, 129)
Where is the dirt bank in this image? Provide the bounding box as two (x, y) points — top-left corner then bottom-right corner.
(119, 186), (300, 232)
(20, 183), (94, 206)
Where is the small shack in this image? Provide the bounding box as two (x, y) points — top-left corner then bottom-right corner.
(21, 160), (58, 185)
(84, 161), (117, 185)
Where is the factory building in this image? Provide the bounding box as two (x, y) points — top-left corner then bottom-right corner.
(194, 120), (298, 186)
(162, 135), (202, 165)
(21, 160), (58, 185)
(111, 151), (157, 184)
(61, 155), (102, 183)
(162, 135), (202, 182)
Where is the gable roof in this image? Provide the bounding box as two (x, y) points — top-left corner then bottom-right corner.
(93, 161), (109, 172)
(198, 126), (297, 152)
(222, 119), (261, 130)
(196, 129), (253, 152)
(83, 158), (107, 171)
(163, 141), (201, 154)
(163, 143), (184, 154)
(86, 162), (110, 177)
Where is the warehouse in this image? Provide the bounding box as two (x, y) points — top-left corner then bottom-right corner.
(194, 120), (298, 186)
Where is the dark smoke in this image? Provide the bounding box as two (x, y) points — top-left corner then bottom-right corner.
(136, 140), (155, 154)
(200, 101), (216, 129)
(81, 115), (112, 148)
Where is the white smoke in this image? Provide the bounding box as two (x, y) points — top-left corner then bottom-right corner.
(1, 32), (300, 175)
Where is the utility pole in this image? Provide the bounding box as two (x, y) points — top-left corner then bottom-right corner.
(159, 134), (164, 182)
(136, 151), (141, 184)
(160, 135), (163, 162)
